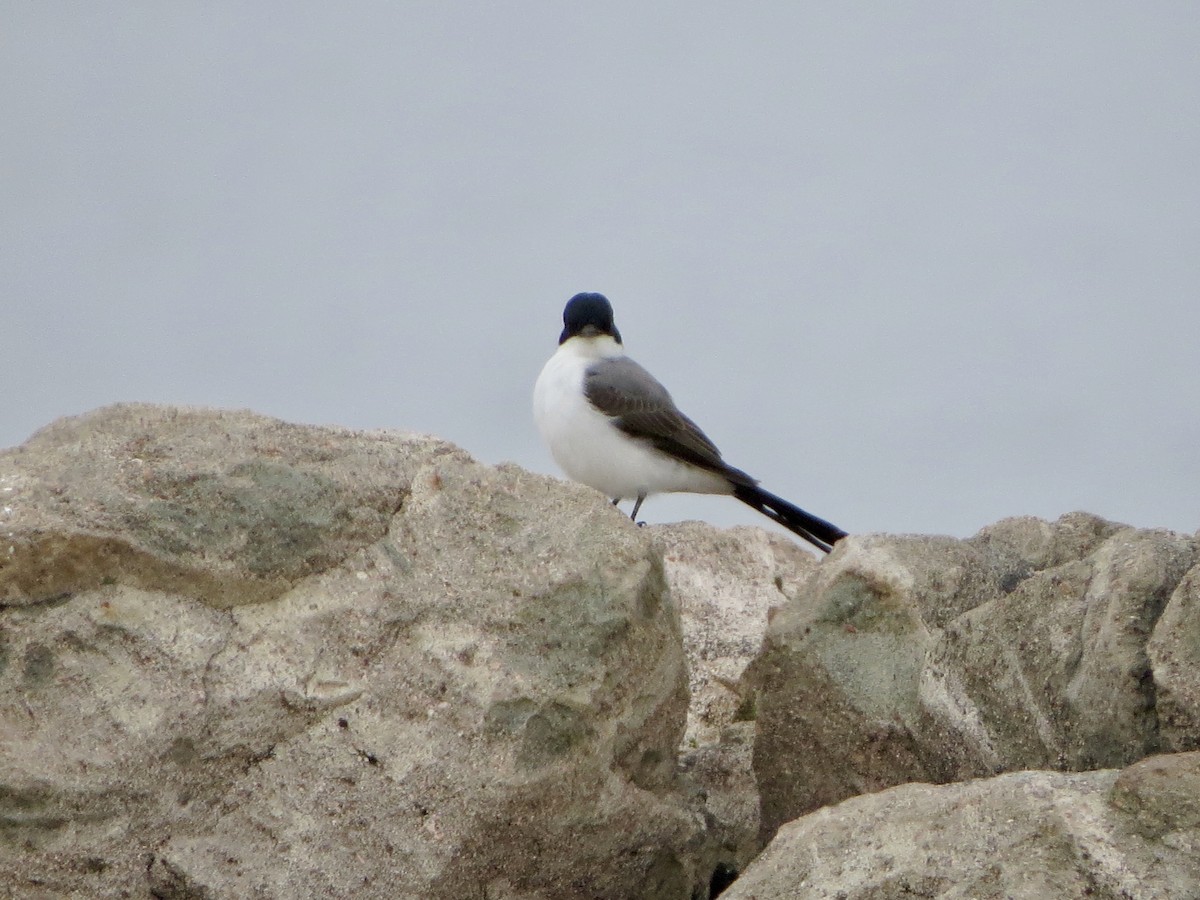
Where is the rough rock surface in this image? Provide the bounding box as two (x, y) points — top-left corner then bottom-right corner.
(653, 523), (815, 884)
(1148, 562), (1200, 751)
(750, 513), (1200, 840)
(5, 404), (1200, 899)
(0, 404), (711, 899)
(723, 751), (1200, 900)
(652, 522), (815, 752)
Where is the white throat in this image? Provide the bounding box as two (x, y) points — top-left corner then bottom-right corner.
(561, 333), (625, 362)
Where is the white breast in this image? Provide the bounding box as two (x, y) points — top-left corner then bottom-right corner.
(532, 337), (730, 501)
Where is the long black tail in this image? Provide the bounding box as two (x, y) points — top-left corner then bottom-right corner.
(732, 484), (847, 553)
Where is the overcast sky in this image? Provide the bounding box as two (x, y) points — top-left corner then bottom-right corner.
(4, 4), (1198, 542)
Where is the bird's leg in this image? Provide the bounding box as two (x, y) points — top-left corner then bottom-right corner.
(629, 493), (646, 522)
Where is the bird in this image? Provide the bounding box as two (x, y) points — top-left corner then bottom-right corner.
(533, 292), (847, 552)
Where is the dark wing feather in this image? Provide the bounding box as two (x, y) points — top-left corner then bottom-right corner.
(584, 356), (755, 485)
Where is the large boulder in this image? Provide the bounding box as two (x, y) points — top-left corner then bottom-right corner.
(723, 751), (1200, 899)
(8, 403), (1200, 899)
(750, 514), (1200, 839)
(0, 404), (711, 899)
(1148, 562), (1200, 751)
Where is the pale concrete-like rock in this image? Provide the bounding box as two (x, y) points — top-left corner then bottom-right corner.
(0, 404), (712, 899)
(653, 522), (815, 751)
(723, 751), (1200, 900)
(0, 405), (430, 608)
(749, 532), (1001, 836)
(653, 522), (816, 885)
(1148, 564), (1200, 751)
(8, 404), (1200, 899)
(750, 515), (1200, 838)
(931, 525), (1196, 772)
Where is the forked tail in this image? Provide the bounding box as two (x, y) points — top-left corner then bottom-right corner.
(732, 484), (847, 553)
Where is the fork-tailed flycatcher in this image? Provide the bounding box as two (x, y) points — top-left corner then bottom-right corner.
(533, 292), (847, 552)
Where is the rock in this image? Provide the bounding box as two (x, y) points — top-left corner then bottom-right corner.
(748, 533), (998, 837)
(931, 525), (1196, 772)
(750, 518), (1200, 839)
(676, 723), (757, 897)
(1109, 750), (1200, 839)
(1148, 564), (1200, 751)
(7, 404), (1200, 899)
(971, 511), (1125, 574)
(0, 404), (713, 899)
(722, 751), (1200, 900)
(653, 522), (815, 751)
(0, 404), (435, 608)
(653, 522), (815, 883)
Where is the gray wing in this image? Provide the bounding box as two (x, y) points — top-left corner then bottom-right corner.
(584, 356), (755, 484)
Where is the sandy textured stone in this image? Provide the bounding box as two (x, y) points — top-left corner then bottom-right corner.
(0, 404), (432, 607)
(750, 517), (1199, 839)
(971, 511), (1125, 574)
(8, 405), (1200, 900)
(748, 532), (1003, 836)
(724, 752), (1200, 900)
(653, 522), (815, 750)
(1110, 751), (1200, 840)
(930, 527), (1196, 772)
(0, 405), (711, 899)
(653, 522), (816, 884)
(1148, 564), (1200, 751)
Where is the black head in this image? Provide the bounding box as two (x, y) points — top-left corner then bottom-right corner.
(559, 292), (622, 345)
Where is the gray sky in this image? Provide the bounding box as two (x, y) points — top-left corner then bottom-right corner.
(4, 4), (1198, 540)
